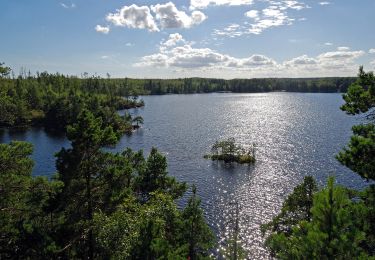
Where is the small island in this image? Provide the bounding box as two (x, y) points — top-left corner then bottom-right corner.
(204, 138), (256, 164)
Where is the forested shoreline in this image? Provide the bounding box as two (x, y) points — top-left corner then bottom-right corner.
(0, 63), (144, 131)
(131, 77), (356, 94)
(1, 62), (374, 259)
(0, 62), (356, 130)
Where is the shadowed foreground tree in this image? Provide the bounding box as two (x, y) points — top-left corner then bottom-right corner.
(337, 66), (375, 180)
(264, 177), (369, 259)
(0, 141), (62, 258)
(181, 185), (215, 260)
(0, 109), (215, 259)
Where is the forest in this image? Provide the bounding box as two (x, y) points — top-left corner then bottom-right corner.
(139, 77), (356, 94)
(0, 63), (144, 132)
(0, 63), (374, 259)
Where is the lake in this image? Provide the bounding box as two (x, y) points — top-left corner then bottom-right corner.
(0, 93), (369, 259)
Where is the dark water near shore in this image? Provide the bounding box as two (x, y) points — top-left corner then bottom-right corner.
(0, 93), (369, 259)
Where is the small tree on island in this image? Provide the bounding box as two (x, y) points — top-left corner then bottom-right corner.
(205, 138), (256, 164)
(132, 115), (144, 128)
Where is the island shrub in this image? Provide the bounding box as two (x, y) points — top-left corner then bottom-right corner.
(205, 138), (256, 164)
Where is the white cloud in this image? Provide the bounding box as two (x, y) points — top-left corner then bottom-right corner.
(162, 33), (186, 47)
(284, 55), (318, 66)
(106, 4), (159, 32)
(214, 1), (308, 37)
(151, 2), (206, 29)
(245, 10), (259, 20)
(135, 34), (366, 77)
(319, 2), (331, 5)
(246, 55), (276, 66)
(278, 1), (308, 11)
(135, 33), (277, 69)
(337, 46), (350, 51)
(125, 42), (134, 47)
(190, 0), (253, 10)
(95, 25), (110, 34)
(324, 42), (333, 46)
(213, 24), (244, 37)
(101, 55), (109, 59)
(104, 2), (206, 32)
(369, 48), (375, 54)
(317, 50), (364, 60)
(248, 6), (293, 34)
(60, 2), (76, 9)
(371, 60), (375, 67)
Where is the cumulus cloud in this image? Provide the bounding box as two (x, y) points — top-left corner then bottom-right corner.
(284, 55), (318, 66)
(95, 25), (110, 34)
(282, 49), (365, 75)
(190, 0), (253, 10)
(135, 34), (366, 77)
(319, 2), (331, 5)
(135, 33), (277, 69)
(151, 2), (206, 29)
(103, 2), (206, 33)
(324, 42), (333, 46)
(162, 33), (186, 47)
(369, 49), (375, 54)
(106, 4), (159, 32)
(238, 54), (276, 67)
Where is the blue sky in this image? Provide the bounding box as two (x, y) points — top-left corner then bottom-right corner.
(0, 0), (374, 78)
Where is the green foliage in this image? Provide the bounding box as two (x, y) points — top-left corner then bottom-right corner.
(53, 110), (126, 258)
(0, 62), (11, 78)
(341, 66), (375, 115)
(336, 124), (375, 180)
(262, 176), (317, 236)
(205, 138), (256, 164)
(0, 110), (211, 259)
(94, 187), (215, 260)
(141, 77), (355, 94)
(136, 147), (187, 200)
(181, 185), (215, 260)
(67, 109), (119, 150)
(0, 141), (62, 258)
(264, 177), (371, 259)
(338, 67), (375, 181)
(132, 115), (144, 128)
(0, 63), (143, 131)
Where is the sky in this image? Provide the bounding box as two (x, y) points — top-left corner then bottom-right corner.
(0, 0), (374, 79)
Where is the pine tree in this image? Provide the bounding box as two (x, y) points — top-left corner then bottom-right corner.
(181, 185), (214, 260)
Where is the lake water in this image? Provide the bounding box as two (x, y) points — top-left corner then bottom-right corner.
(0, 93), (369, 259)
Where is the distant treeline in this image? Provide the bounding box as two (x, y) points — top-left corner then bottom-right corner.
(126, 77), (356, 94)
